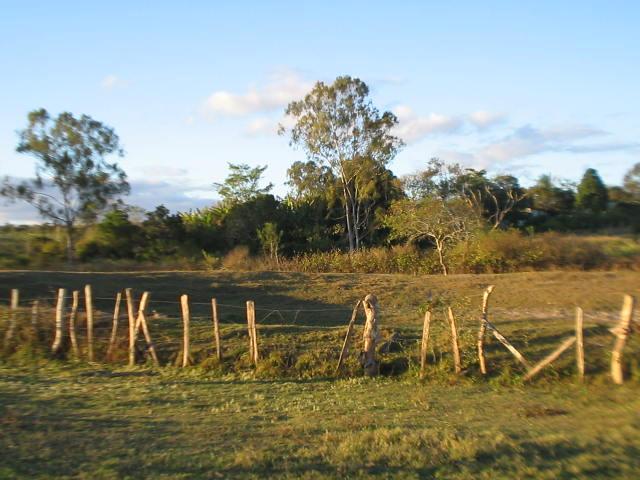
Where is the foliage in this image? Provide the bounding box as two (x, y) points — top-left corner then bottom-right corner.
(281, 75), (403, 251)
(213, 162), (273, 205)
(623, 162), (640, 202)
(576, 168), (609, 212)
(1, 109), (129, 262)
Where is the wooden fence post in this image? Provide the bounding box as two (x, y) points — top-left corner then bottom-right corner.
(524, 336), (576, 382)
(335, 300), (361, 373)
(477, 285), (495, 375)
(362, 294), (379, 377)
(84, 284), (94, 362)
(125, 288), (136, 366)
(134, 292), (159, 366)
(68, 291), (80, 358)
(181, 294), (190, 367)
(611, 294), (635, 385)
(246, 301), (258, 365)
(3, 289), (20, 349)
(447, 307), (462, 374)
(106, 291), (122, 361)
(51, 288), (66, 355)
(575, 307), (584, 381)
(419, 307), (432, 380)
(211, 298), (221, 361)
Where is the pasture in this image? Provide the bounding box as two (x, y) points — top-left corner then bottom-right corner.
(1, 270), (639, 478)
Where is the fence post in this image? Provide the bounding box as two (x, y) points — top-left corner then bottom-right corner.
(420, 307), (432, 380)
(134, 292), (159, 366)
(576, 307), (584, 381)
(477, 285), (495, 375)
(125, 288), (136, 367)
(211, 298), (221, 361)
(246, 301), (258, 365)
(3, 289), (19, 349)
(84, 284), (94, 362)
(611, 294), (635, 385)
(69, 291), (80, 358)
(31, 300), (39, 329)
(447, 307), (462, 374)
(181, 294), (190, 367)
(106, 291), (122, 361)
(362, 294), (379, 377)
(51, 288), (66, 355)
(524, 336), (576, 382)
(335, 301), (362, 374)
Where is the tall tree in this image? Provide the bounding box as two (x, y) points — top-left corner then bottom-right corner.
(529, 175), (575, 215)
(576, 168), (608, 213)
(213, 163), (273, 206)
(280, 76), (403, 251)
(1, 109), (129, 262)
(623, 162), (640, 202)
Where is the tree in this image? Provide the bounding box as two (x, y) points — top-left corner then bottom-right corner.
(576, 168), (608, 213)
(1, 109), (129, 262)
(213, 163), (273, 205)
(383, 197), (480, 275)
(280, 76), (403, 251)
(623, 162), (640, 202)
(257, 222), (283, 265)
(529, 175), (575, 215)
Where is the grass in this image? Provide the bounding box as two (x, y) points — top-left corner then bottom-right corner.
(0, 270), (639, 477)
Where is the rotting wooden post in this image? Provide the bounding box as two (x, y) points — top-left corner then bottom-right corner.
(51, 288), (66, 355)
(3, 289), (20, 349)
(524, 336), (576, 382)
(134, 292), (159, 366)
(419, 308), (432, 380)
(447, 307), (462, 374)
(68, 291), (80, 358)
(106, 291), (122, 361)
(211, 298), (221, 361)
(576, 307), (585, 381)
(335, 300), (361, 374)
(181, 294), (190, 367)
(125, 288), (136, 366)
(84, 284), (94, 362)
(477, 285), (495, 375)
(362, 294), (380, 377)
(611, 294), (635, 385)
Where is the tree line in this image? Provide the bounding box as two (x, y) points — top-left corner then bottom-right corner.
(2, 77), (640, 271)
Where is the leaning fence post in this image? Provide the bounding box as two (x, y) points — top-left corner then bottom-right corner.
(134, 292), (159, 366)
(477, 285), (495, 375)
(181, 294), (191, 367)
(211, 298), (222, 361)
(106, 291), (122, 361)
(51, 288), (66, 355)
(611, 294), (635, 385)
(125, 288), (136, 366)
(68, 291), (80, 358)
(447, 307), (462, 374)
(84, 284), (94, 362)
(524, 336), (576, 382)
(335, 300), (362, 374)
(575, 307), (585, 381)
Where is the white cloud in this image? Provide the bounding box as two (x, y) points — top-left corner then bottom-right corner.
(204, 70), (313, 116)
(100, 74), (127, 90)
(392, 105), (463, 143)
(468, 111), (506, 129)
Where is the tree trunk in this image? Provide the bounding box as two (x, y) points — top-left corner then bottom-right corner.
(343, 186), (355, 252)
(436, 241), (448, 276)
(65, 222), (75, 264)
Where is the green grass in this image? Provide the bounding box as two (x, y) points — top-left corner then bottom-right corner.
(0, 270), (639, 477)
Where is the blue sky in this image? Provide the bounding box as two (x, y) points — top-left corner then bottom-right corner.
(1, 1), (639, 222)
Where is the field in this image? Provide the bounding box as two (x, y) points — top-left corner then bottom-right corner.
(1, 270), (640, 478)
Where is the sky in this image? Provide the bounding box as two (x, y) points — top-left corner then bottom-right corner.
(1, 0), (639, 223)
